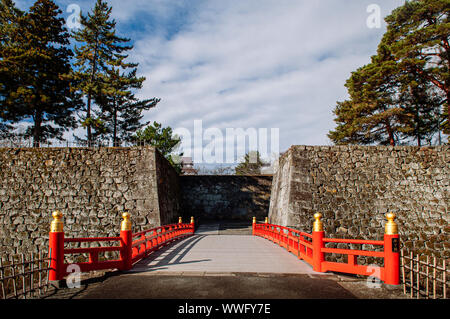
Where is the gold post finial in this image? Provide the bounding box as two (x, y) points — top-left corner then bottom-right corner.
(264, 217), (268, 224)
(313, 213), (323, 232)
(385, 212), (398, 235)
(121, 212), (132, 231)
(50, 211), (63, 232)
(190, 216), (194, 224)
(252, 217), (256, 224)
(179, 217), (182, 224)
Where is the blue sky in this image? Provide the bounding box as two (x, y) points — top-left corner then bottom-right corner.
(14, 0), (406, 161)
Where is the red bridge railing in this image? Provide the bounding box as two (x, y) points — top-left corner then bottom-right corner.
(48, 212), (194, 282)
(252, 213), (400, 285)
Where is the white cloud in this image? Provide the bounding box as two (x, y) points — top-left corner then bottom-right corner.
(129, 0), (404, 158)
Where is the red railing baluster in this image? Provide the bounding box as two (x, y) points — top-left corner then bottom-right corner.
(383, 213), (400, 285)
(287, 230), (291, 252)
(89, 251), (99, 264)
(140, 234), (146, 255)
(48, 211), (65, 282)
(152, 230), (157, 248)
(312, 213), (325, 273)
(120, 213), (133, 271)
(348, 255), (356, 267)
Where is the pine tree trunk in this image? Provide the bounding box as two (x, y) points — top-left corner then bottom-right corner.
(386, 121), (395, 146)
(87, 43), (99, 145)
(33, 110), (42, 148)
(87, 94), (92, 144)
(113, 98), (117, 147)
(414, 97), (421, 147)
(443, 39), (450, 129)
(447, 89), (450, 130)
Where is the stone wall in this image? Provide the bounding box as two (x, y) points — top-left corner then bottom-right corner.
(0, 146), (180, 255)
(269, 145), (449, 260)
(180, 175), (272, 222)
(155, 150), (182, 225)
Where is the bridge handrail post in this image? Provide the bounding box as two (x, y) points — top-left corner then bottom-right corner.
(312, 213), (325, 273)
(190, 216), (195, 234)
(49, 211), (65, 282)
(120, 212), (133, 271)
(383, 212), (400, 285)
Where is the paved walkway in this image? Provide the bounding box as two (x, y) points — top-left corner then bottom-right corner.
(130, 229), (321, 275)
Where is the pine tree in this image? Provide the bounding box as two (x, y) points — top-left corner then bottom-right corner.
(330, 0), (448, 145)
(396, 61), (443, 146)
(134, 122), (182, 173)
(329, 49), (404, 146)
(383, 0), (449, 134)
(95, 60), (160, 146)
(0, 0), (81, 145)
(0, 0), (24, 137)
(72, 0), (142, 144)
(134, 122), (181, 155)
(235, 151), (267, 175)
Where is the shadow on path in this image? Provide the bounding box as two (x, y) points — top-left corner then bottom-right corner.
(130, 235), (210, 273)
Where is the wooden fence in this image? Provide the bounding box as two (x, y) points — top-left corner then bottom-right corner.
(0, 250), (52, 299)
(400, 249), (448, 299)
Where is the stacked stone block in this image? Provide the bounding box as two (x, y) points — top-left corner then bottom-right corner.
(180, 175), (272, 221)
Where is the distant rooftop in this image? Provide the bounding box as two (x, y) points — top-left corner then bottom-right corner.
(181, 157), (197, 175)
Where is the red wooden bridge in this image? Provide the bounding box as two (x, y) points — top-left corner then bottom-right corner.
(48, 212), (400, 286)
